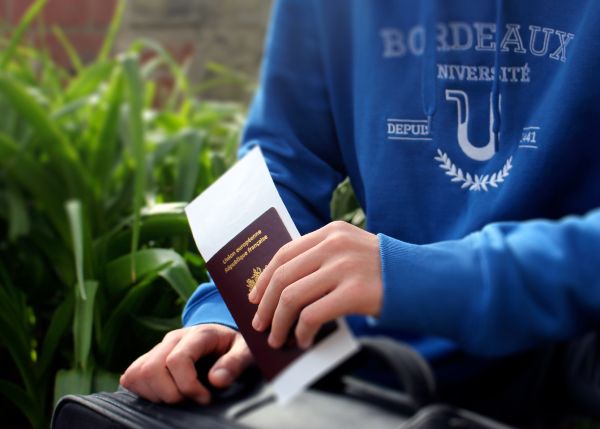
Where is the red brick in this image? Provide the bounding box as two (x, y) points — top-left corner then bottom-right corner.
(88, 0), (117, 27)
(21, 30), (104, 69)
(11, 0), (34, 25)
(64, 30), (104, 63)
(17, 32), (70, 69)
(12, 0), (91, 27)
(0, 0), (10, 23)
(165, 41), (196, 64)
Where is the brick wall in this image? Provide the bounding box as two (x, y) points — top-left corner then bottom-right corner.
(1, 0), (271, 101)
(0, 0), (118, 69)
(118, 0), (272, 101)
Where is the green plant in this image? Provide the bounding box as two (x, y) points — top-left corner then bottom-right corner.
(0, 0), (245, 427)
(331, 178), (366, 228)
(0, 1), (364, 427)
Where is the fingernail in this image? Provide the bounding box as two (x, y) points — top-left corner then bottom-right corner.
(268, 335), (279, 349)
(248, 288), (257, 302)
(212, 368), (232, 385)
(298, 337), (312, 350)
(196, 395), (210, 405)
(252, 313), (263, 331)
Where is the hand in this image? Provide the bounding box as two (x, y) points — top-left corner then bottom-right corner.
(120, 324), (252, 405)
(248, 221), (383, 350)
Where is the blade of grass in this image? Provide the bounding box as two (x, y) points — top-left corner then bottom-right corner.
(98, 0), (125, 62)
(0, 75), (86, 199)
(0, 0), (47, 70)
(6, 186), (30, 241)
(122, 56), (146, 282)
(65, 200), (86, 300)
(0, 74), (75, 161)
(175, 129), (203, 201)
(64, 62), (113, 101)
(100, 266), (162, 359)
(131, 38), (190, 111)
(52, 26), (82, 72)
(90, 69), (124, 197)
(38, 293), (74, 377)
(73, 280), (98, 371)
(0, 133), (70, 242)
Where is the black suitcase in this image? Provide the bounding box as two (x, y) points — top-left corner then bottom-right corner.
(52, 337), (517, 429)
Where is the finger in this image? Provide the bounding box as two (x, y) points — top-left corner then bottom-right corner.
(146, 343), (187, 404)
(208, 335), (253, 388)
(166, 327), (233, 404)
(121, 334), (184, 403)
(249, 226), (330, 304)
(295, 287), (352, 349)
(252, 244), (324, 332)
(120, 352), (162, 403)
(267, 270), (335, 348)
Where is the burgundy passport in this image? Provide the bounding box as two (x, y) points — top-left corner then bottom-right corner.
(205, 207), (337, 381)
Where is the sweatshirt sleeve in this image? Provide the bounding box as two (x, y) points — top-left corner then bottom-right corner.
(373, 208), (600, 358)
(182, 0), (343, 329)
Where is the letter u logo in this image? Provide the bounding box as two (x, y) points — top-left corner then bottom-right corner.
(445, 90), (500, 162)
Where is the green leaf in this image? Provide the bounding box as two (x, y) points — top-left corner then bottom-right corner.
(0, 74), (87, 200)
(64, 62), (113, 101)
(0, 74), (75, 161)
(0, 133), (69, 242)
(51, 94), (95, 121)
(90, 69), (124, 196)
(38, 293), (74, 377)
(52, 26), (82, 72)
(98, 0), (125, 62)
(0, 0), (47, 70)
(73, 281), (99, 371)
(5, 186), (30, 241)
(131, 38), (190, 111)
(100, 267), (161, 359)
(65, 200), (86, 300)
(92, 369), (120, 393)
(175, 130), (204, 201)
(99, 208), (191, 261)
(54, 368), (93, 404)
(106, 248), (197, 300)
(122, 55), (147, 282)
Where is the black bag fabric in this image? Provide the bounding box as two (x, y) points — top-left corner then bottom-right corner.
(51, 337), (515, 429)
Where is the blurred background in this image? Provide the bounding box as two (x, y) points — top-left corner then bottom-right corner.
(0, 1), (362, 428)
(1, 0), (272, 100)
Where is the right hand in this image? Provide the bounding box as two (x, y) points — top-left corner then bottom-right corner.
(119, 324), (253, 405)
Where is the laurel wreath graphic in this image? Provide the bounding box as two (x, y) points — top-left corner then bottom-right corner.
(434, 149), (513, 192)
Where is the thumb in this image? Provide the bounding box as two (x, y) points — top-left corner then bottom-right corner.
(208, 335), (253, 389)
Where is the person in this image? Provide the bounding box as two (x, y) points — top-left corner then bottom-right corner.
(120, 0), (600, 425)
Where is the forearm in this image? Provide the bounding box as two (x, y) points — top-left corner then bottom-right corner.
(374, 208), (600, 357)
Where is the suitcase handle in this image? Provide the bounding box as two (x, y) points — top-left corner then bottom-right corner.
(310, 336), (437, 411)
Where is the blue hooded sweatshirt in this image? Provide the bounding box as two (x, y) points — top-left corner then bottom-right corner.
(183, 0), (600, 378)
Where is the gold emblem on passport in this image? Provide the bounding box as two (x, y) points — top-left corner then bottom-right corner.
(246, 266), (266, 293)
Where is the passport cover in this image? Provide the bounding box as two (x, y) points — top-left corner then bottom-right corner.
(205, 206), (337, 381)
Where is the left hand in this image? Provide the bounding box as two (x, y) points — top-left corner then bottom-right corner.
(248, 221), (383, 349)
